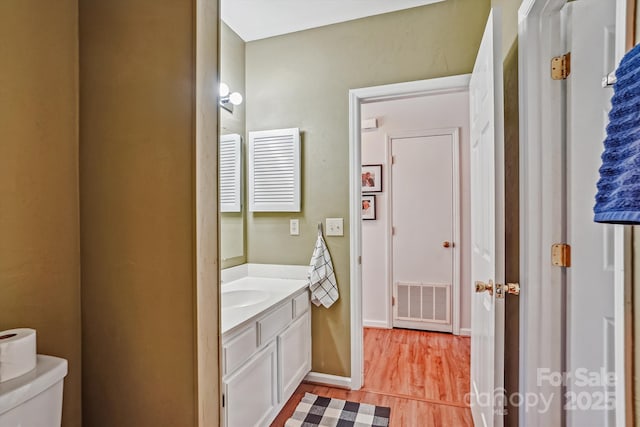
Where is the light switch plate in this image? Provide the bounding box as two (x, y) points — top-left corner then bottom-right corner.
(290, 219), (300, 236)
(326, 218), (344, 236)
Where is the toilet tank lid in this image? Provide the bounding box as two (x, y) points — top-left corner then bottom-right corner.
(0, 355), (68, 416)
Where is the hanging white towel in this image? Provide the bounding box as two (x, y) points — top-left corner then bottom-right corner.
(308, 230), (339, 308)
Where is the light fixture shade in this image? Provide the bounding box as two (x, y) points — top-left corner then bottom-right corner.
(229, 92), (243, 106)
(219, 82), (230, 97)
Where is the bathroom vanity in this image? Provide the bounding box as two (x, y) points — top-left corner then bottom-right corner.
(221, 265), (311, 427)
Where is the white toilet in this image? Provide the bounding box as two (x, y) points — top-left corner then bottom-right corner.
(0, 355), (68, 427)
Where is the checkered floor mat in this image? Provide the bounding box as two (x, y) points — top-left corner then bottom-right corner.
(285, 393), (391, 427)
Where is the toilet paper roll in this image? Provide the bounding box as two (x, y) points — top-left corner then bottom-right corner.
(0, 328), (36, 383)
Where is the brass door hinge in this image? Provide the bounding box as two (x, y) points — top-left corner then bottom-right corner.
(551, 53), (571, 80)
(551, 243), (571, 267)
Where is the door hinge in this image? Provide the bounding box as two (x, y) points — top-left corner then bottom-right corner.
(392, 296), (396, 306)
(222, 393), (225, 408)
(551, 243), (571, 267)
(392, 226), (396, 236)
(551, 53), (571, 80)
(392, 156), (396, 165)
(358, 255), (362, 265)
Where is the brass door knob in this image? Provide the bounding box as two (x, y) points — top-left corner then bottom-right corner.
(506, 283), (520, 296)
(443, 241), (452, 248)
(475, 280), (494, 296)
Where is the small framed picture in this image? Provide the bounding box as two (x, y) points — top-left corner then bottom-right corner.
(362, 195), (376, 220)
(361, 164), (382, 192)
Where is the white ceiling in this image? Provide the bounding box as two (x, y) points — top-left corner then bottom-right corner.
(222, 0), (445, 42)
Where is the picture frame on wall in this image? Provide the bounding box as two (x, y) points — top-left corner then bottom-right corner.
(362, 195), (376, 220)
(361, 164), (382, 192)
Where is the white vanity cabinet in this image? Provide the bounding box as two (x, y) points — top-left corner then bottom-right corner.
(279, 310), (311, 400)
(224, 342), (278, 427)
(222, 289), (311, 427)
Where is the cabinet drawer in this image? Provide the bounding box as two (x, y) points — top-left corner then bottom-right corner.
(293, 291), (310, 318)
(223, 324), (257, 376)
(258, 303), (292, 346)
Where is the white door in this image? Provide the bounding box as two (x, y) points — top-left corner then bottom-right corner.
(469, 9), (505, 427)
(391, 130), (458, 333)
(565, 1), (616, 425)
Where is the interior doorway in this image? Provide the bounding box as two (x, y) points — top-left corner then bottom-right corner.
(351, 12), (509, 426)
(359, 86), (471, 336)
(353, 77), (473, 422)
(348, 75), (472, 390)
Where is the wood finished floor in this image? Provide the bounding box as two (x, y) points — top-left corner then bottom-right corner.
(270, 328), (472, 427)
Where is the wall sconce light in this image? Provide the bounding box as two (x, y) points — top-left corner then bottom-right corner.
(219, 82), (243, 113)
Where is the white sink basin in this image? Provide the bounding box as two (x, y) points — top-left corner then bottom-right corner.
(222, 289), (270, 308)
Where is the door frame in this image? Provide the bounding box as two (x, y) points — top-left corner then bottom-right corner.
(518, 0), (632, 426)
(387, 128), (461, 334)
(348, 74), (471, 390)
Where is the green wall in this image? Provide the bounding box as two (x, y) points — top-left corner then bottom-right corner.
(0, 2), (82, 425)
(220, 22), (247, 269)
(79, 1), (218, 425)
(245, 0), (491, 377)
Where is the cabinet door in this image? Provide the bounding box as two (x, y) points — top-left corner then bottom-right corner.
(224, 342), (278, 427)
(278, 310), (311, 402)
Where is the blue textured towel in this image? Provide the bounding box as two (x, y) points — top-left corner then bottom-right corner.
(594, 43), (640, 223)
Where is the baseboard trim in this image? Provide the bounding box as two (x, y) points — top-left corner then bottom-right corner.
(363, 320), (391, 329)
(304, 372), (352, 389)
(460, 328), (471, 337)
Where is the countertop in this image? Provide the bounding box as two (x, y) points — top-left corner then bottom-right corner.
(221, 276), (308, 335)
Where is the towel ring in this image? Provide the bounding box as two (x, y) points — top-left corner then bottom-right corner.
(318, 222), (323, 235)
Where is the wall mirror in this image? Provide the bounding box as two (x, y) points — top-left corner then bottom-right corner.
(219, 22), (246, 269)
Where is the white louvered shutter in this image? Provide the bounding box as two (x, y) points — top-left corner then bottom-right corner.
(248, 128), (301, 212)
(219, 134), (242, 212)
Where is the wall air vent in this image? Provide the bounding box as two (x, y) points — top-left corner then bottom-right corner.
(395, 282), (451, 324)
(248, 128), (301, 212)
(219, 134), (242, 213)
